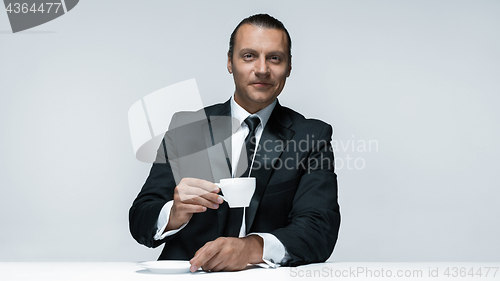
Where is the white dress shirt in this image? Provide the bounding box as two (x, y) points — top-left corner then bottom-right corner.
(154, 97), (288, 267)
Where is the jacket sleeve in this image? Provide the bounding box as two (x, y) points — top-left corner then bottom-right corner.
(129, 112), (180, 248)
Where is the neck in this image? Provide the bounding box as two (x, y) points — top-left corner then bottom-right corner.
(233, 94), (274, 114)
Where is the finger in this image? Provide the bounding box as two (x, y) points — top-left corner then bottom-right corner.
(178, 184), (222, 207)
(184, 178), (219, 193)
(180, 195), (220, 209)
(184, 187), (223, 205)
(190, 245), (211, 271)
(208, 256), (227, 272)
(190, 241), (222, 272)
(199, 192), (224, 204)
(201, 252), (223, 272)
(179, 185), (218, 202)
(175, 203), (207, 214)
(209, 242), (238, 272)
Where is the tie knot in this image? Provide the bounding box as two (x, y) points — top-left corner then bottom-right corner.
(244, 116), (261, 133)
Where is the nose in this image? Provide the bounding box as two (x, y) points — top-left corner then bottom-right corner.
(254, 57), (270, 76)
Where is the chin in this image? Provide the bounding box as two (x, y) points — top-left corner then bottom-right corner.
(248, 93), (277, 104)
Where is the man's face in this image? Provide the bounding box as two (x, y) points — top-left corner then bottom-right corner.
(228, 24), (291, 114)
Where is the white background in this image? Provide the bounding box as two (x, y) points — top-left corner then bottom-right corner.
(0, 0), (499, 262)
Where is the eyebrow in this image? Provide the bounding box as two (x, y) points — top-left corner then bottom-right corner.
(238, 48), (287, 57)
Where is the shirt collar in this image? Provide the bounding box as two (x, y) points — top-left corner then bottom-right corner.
(230, 96), (277, 130)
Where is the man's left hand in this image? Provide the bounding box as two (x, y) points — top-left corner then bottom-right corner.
(189, 235), (264, 272)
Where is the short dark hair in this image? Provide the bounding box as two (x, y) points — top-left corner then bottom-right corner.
(228, 14), (292, 62)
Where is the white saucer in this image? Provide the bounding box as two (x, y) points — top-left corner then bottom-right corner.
(139, 260), (191, 274)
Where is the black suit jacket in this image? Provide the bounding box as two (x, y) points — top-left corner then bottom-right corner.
(129, 99), (340, 266)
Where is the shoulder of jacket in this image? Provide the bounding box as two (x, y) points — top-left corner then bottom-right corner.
(279, 104), (331, 128)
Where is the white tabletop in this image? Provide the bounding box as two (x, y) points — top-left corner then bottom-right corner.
(1, 262), (498, 281)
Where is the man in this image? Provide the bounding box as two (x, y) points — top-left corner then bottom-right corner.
(129, 14), (340, 272)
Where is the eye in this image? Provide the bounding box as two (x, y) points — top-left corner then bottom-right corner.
(243, 53), (254, 60)
(269, 55), (281, 62)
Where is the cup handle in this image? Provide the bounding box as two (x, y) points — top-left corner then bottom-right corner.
(214, 183), (227, 203)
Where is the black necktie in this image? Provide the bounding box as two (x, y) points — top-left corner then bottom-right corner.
(242, 116), (261, 177)
(224, 116), (261, 237)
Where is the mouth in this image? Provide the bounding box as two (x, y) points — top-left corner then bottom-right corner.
(251, 82), (273, 88)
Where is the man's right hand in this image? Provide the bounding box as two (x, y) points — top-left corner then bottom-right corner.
(165, 178), (222, 232)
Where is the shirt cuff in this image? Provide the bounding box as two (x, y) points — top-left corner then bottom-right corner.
(249, 232), (290, 268)
(154, 201), (188, 240)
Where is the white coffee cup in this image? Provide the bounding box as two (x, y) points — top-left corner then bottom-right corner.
(215, 177), (256, 208)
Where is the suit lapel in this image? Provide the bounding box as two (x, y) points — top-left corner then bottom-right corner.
(202, 100), (232, 173)
(202, 113), (233, 181)
(245, 103), (295, 232)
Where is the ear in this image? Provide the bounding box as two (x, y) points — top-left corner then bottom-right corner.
(286, 55), (292, 77)
(227, 52), (233, 74)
